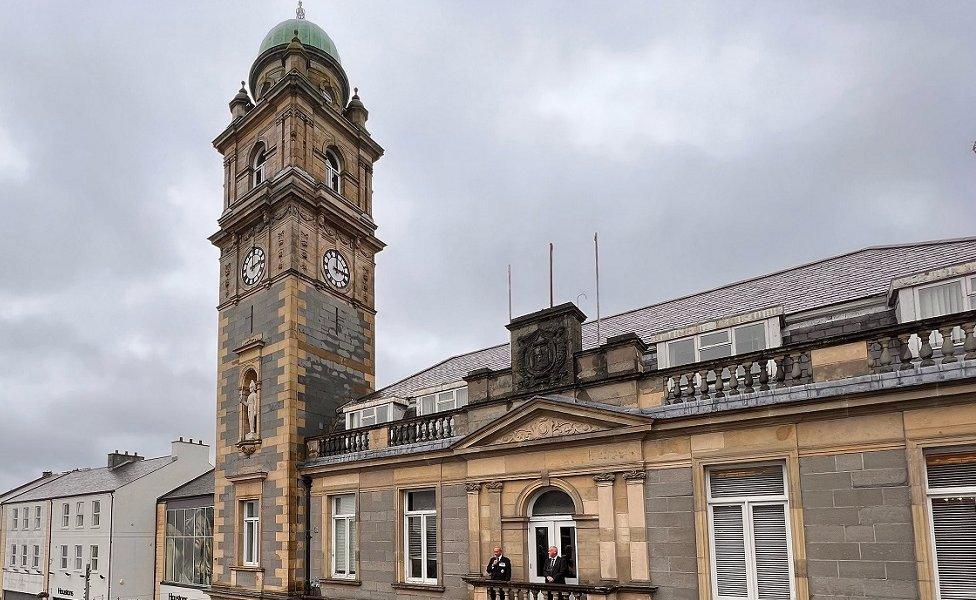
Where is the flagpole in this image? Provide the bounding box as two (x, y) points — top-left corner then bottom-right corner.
(595, 232), (601, 345)
(549, 242), (554, 308)
(507, 264), (513, 322)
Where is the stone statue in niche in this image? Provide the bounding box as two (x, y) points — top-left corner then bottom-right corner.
(240, 379), (260, 440)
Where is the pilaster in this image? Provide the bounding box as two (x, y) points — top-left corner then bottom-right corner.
(624, 470), (650, 581)
(593, 473), (618, 581)
(466, 483), (482, 575)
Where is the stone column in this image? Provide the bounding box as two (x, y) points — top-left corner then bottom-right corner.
(466, 483), (482, 576)
(594, 473), (618, 581)
(624, 470), (650, 581)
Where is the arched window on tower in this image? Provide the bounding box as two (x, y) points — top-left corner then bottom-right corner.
(325, 149), (342, 194)
(251, 143), (268, 188)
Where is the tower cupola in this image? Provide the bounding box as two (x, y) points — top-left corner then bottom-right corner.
(248, 3), (349, 107)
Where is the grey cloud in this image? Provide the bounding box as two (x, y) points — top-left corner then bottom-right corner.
(1, 0), (975, 491)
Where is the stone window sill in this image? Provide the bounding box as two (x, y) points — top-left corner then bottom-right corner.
(392, 582), (445, 593)
(230, 565), (264, 573)
(318, 577), (362, 587)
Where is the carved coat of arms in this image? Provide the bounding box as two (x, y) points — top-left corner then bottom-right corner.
(516, 326), (569, 390)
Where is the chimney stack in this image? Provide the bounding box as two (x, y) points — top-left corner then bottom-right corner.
(107, 450), (144, 469)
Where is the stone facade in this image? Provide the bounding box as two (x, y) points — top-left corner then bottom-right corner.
(800, 450), (917, 600)
(206, 11), (976, 600)
(643, 468), (697, 600)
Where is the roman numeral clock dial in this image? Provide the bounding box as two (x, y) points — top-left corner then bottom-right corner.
(241, 247), (266, 286)
(322, 249), (350, 289)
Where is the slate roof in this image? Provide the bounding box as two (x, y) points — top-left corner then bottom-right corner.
(0, 473), (64, 504)
(160, 469), (214, 501)
(367, 237), (976, 401)
(8, 457), (175, 502)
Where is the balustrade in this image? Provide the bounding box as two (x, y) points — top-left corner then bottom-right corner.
(867, 318), (976, 372)
(306, 428), (369, 458)
(663, 351), (811, 405)
(388, 410), (460, 446)
(464, 578), (653, 600)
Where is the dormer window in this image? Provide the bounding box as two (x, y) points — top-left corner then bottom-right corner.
(347, 403), (389, 429)
(666, 321), (768, 368)
(325, 149), (341, 193)
(416, 387), (468, 416)
(917, 277), (974, 319)
(252, 144), (268, 188)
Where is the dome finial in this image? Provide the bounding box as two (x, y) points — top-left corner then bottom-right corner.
(296, 0), (305, 19)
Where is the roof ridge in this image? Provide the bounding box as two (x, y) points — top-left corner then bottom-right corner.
(369, 236), (976, 398)
(369, 340), (509, 400)
(580, 236), (976, 326)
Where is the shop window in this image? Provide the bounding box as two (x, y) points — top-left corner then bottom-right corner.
(165, 506), (214, 585)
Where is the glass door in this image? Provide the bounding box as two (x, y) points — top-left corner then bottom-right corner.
(528, 520), (578, 584)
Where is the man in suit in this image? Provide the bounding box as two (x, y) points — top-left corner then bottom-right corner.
(542, 545), (571, 600)
(486, 546), (512, 600)
(543, 545), (569, 583)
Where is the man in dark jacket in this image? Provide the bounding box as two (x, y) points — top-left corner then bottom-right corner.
(486, 546), (512, 600)
(543, 545), (569, 584)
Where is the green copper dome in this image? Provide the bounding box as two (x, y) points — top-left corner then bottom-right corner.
(258, 19), (341, 64)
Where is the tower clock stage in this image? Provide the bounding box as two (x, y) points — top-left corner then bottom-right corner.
(207, 6), (383, 598)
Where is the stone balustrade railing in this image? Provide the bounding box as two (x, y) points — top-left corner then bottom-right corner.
(463, 578), (655, 600)
(663, 310), (976, 405)
(867, 314), (976, 372)
(306, 428), (369, 459)
(663, 350), (813, 405)
(388, 409), (462, 446)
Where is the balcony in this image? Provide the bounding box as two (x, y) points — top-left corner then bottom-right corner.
(306, 408), (466, 461)
(463, 578), (655, 600)
(660, 310), (976, 405)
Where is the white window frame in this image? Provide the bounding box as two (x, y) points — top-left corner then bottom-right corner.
(331, 494), (357, 579)
(90, 545), (98, 572)
(403, 489), (438, 585)
(62, 503), (70, 528)
(924, 450), (976, 600)
(416, 387), (468, 416)
(665, 321), (772, 369)
(912, 276), (976, 320)
(12, 507), (18, 530)
(242, 500), (260, 566)
(325, 149), (342, 194)
(346, 404), (391, 429)
(91, 500), (100, 527)
(9, 544), (15, 567)
(20, 544), (27, 568)
(59, 545), (68, 570)
(251, 144), (268, 188)
(706, 463), (796, 600)
(76, 501), (84, 527)
(34, 506), (41, 530)
(74, 544), (83, 571)
(32, 545), (39, 569)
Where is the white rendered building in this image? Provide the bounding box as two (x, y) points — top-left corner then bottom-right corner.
(0, 440), (211, 600)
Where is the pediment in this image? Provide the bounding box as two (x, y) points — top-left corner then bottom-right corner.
(456, 396), (651, 450)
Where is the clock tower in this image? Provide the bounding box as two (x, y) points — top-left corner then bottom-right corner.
(207, 8), (383, 600)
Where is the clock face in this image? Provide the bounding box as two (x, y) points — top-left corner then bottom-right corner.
(241, 247), (266, 286)
(322, 249), (350, 289)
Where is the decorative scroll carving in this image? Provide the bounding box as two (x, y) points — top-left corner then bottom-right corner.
(493, 417), (602, 445)
(465, 483), (483, 493)
(623, 470), (647, 482)
(592, 472), (616, 483)
(484, 482), (504, 492)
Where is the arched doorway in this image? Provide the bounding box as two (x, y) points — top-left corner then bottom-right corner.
(527, 489), (578, 584)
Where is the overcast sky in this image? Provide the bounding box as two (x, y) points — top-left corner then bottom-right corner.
(0, 0), (974, 492)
